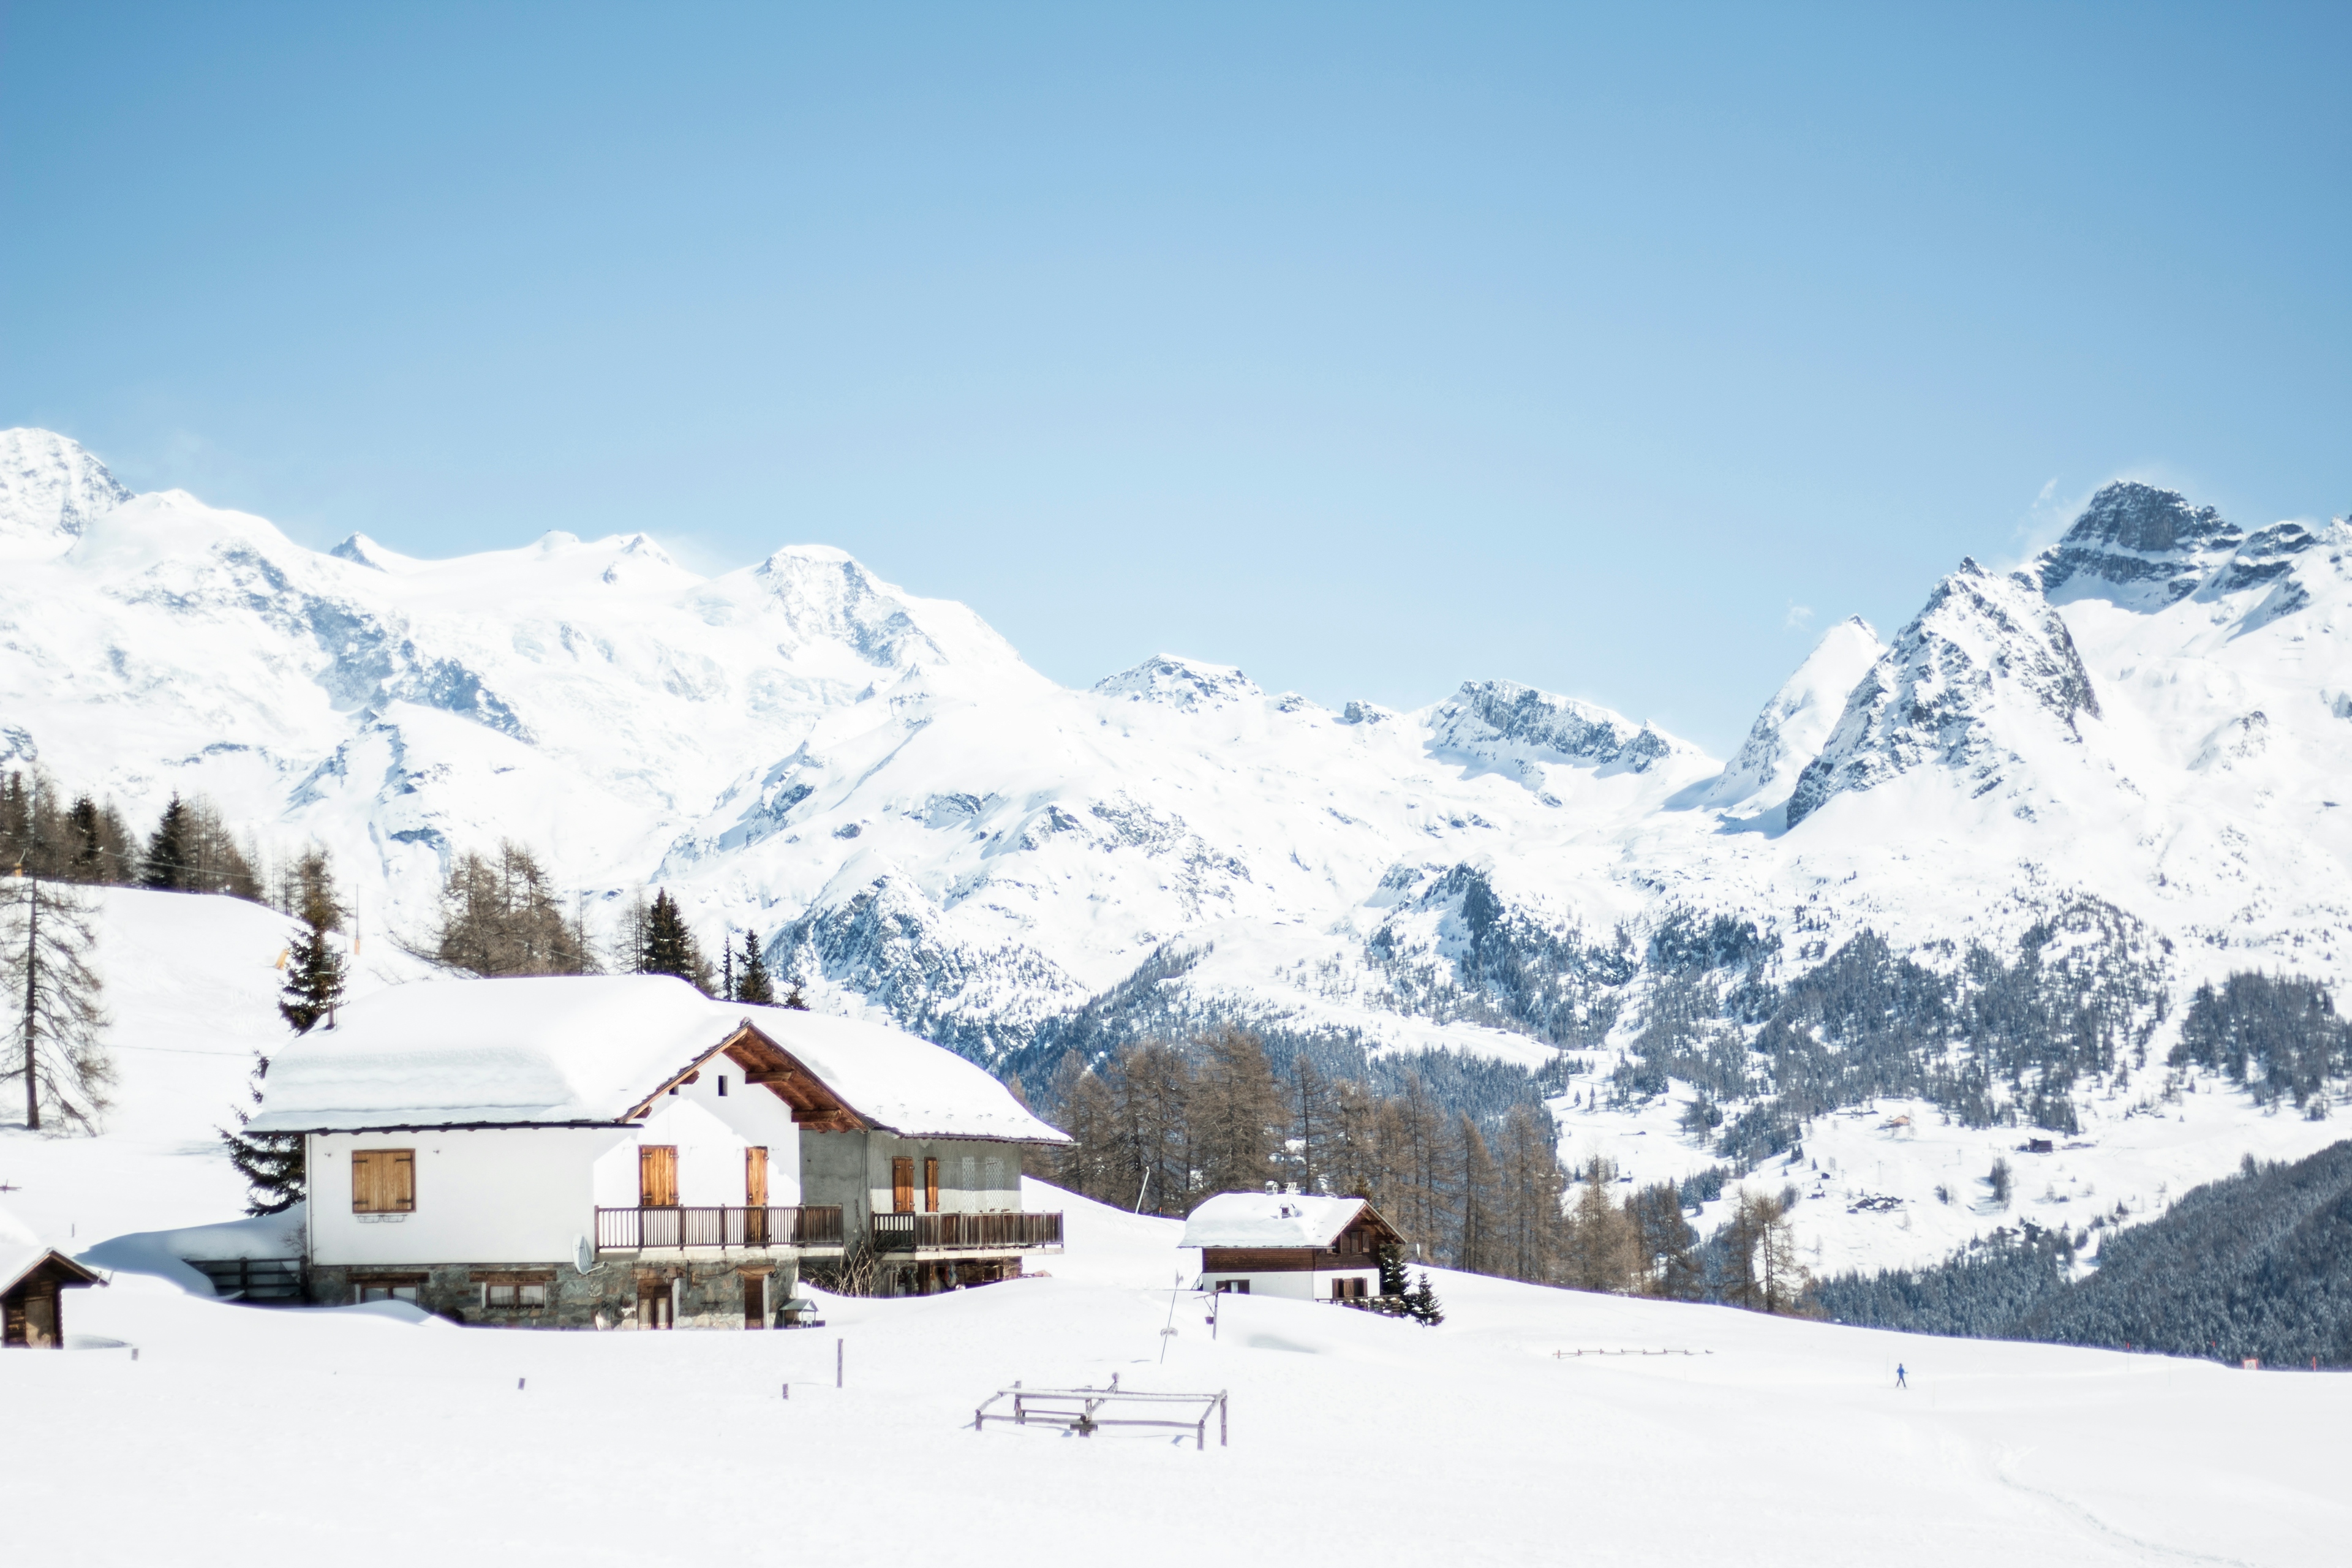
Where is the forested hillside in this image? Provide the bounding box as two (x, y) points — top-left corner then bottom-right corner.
(1820, 1137), (2352, 1366)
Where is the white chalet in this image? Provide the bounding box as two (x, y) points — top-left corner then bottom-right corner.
(247, 975), (1068, 1325)
(1180, 1193), (1403, 1302)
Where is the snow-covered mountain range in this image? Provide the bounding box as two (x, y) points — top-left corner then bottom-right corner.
(6, 429), (2350, 1188)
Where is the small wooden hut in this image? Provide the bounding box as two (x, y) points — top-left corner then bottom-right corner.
(2, 1241), (104, 1349)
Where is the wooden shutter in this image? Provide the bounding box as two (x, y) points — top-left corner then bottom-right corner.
(639, 1145), (679, 1208)
(352, 1149), (415, 1213)
(745, 1146), (769, 1207)
(924, 1157), (940, 1214)
(891, 1156), (914, 1214)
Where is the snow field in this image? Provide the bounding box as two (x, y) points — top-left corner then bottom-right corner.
(4, 1182), (2347, 1567)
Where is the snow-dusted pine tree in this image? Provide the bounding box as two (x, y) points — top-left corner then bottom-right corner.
(737, 929), (775, 1005)
(223, 848), (344, 1213)
(1, 873), (113, 1134)
(636, 889), (710, 992)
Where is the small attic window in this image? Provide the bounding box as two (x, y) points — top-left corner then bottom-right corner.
(669, 1086), (680, 1096)
(717, 1075), (728, 1097)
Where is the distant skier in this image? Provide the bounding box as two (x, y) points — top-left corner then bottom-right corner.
(1896, 1363), (1908, 1389)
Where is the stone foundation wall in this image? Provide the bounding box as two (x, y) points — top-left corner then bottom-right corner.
(306, 1257), (804, 1330)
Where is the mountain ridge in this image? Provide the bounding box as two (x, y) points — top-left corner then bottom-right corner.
(6, 426), (2351, 1276)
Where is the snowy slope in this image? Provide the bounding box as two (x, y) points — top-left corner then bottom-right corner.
(5, 428), (2352, 1275)
(4, 1183), (2346, 1567)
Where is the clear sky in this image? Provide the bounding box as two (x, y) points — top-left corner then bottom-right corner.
(4, 3), (2346, 752)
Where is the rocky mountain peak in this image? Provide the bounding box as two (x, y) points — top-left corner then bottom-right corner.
(1785, 561), (2099, 827)
(2036, 482), (2242, 607)
(0, 428), (132, 558)
(1428, 680), (1689, 775)
(1093, 654), (1263, 712)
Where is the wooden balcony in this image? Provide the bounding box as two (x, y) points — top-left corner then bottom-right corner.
(595, 1205), (845, 1254)
(870, 1211), (1064, 1254)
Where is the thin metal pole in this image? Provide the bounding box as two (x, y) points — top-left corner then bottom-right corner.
(835, 1336), (843, 1388)
(21, 872), (38, 1133)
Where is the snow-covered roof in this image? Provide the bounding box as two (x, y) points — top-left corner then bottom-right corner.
(0, 1200), (102, 1297)
(244, 974), (1065, 1142)
(1178, 1193), (1374, 1250)
(750, 1007), (1066, 1142)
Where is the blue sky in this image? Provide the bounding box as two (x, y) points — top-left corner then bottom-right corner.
(4, 3), (2345, 752)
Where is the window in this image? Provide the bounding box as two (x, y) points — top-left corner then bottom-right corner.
(924, 1156), (940, 1213)
(959, 1155), (977, 1200)
(717, 1074), (728, 1096)
(479, 1281), (549, 1310)
(1214, 1279), (1250, 1294)
(891, 1156), (915, 1214)
(1332, 1278), (1368, 1301)
(350, 1149), (415, 1214)
(639, 1145), (679, 1208)
(354, 1275), (425, 1303)
(982, 1156), (1005, 1200)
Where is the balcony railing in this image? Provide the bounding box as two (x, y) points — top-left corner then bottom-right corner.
(870, 1211), (1064, 1253)
(595, 1205), (844, 1254)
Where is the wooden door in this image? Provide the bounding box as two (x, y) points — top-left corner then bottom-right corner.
(745, 1146), (769, 1207)
(924, 1156), (940, 1213)
(891, 1156), (915, 1213)
(743, 1272), (767, 1329)
(639, 1145), (679, 1207)
(638, 1278), (671, 1329)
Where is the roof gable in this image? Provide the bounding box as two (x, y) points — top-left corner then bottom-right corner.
(246, 975), (1067, 1143)
(1180, 1193), (1396, 1250)
(0, 1244), (104, 1298)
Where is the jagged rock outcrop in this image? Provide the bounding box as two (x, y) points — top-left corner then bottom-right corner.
(1093, 654), (1262, 711)
(1786, 561), (2099, 827)
(2036, 481), (2244, 607)
(1428, 680), (1688, 776)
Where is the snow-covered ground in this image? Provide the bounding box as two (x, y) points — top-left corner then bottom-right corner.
(0, 887), (432, 1246)
(4, 888), (2347, 1564)
(2, 1182), (2344, 1566)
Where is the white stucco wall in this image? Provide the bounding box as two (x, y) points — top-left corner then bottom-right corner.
(1199, 1267), (1378, 1302)
(307, 1071), (807, 1268)
(309, 1127), (618, 1267)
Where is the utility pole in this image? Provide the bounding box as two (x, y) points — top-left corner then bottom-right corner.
(19, 867), (38, 1133)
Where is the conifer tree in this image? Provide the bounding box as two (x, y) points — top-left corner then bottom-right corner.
(277, 848), (347, 1032)
(1289, 1052), (1338, 1193)
(425, 842), (595, 976)
(1454, 1112), (1502, 1275)
(222, 1050), (306, 1215)
(737, 929), (775, 1005)
(224, 848), (343, 1213)
(140, 794), (190, 889)
(3, 874), (113, 1133)
(1407, 1270), (1445, 1325)
(66, 795), (131, 883)
(635, 888), (710, 991)
(1192, 1027), (1283, 1195)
